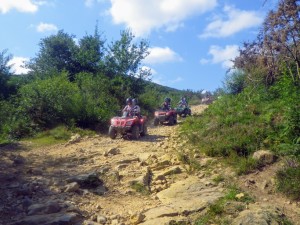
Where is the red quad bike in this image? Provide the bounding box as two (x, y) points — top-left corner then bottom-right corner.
(108, 112), (148, 140)
(153, 108), (177, 126)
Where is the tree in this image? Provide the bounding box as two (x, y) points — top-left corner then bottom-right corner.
(105, 30), (151, 99)
(262, 0), (300, 80)
(233, 0), (300, 86)
(29, 30), (79, 80)
(76, 26), (106, 74)
(105, 30), (150, 78)
(223, 70), (247, 95)
(0, 49), (12, 99)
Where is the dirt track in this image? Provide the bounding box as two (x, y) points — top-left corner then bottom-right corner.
(1, 104), (300, 225)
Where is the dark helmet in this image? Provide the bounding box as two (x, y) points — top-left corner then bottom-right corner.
(126, 98), (132, 104)
(165, 97), (171, 103)
(132, 98), (138, 105)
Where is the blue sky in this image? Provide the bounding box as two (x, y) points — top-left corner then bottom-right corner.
(0, 0), (277, 91)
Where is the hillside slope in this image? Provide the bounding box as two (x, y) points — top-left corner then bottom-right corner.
(0, 105), (299, 225)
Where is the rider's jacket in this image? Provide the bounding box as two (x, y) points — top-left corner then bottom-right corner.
(122, 105), (133, 116)
(133, 105), (141, 115)
(162, 102), (171, 111)
(178, 100), (188, 107)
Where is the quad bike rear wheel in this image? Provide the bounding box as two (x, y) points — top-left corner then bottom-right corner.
(108, 126), (117, 139)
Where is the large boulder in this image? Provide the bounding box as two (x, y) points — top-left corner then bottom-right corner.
(13, 212), (80, 225)
(66, 172), (104, 189)
(27, 201), (62, 216)
(252, 150), (276, 165)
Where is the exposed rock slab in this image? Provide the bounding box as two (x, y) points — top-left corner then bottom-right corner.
(141, 177), (224, 224)
(153, 166), (182, 180)
(156, 176), (224, 215)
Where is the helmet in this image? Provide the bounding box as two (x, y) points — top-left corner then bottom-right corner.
(126, 98), (132, 104)
(132, 98), (138, 105)
(165, 97), (171, 103)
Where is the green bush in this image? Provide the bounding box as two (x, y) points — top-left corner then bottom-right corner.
(18, 73), (81, 128)
(180, 72), (299, 178)
(276, 158), (300, 200)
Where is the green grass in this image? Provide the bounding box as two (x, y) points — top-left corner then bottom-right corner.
(23, 125), (95, 147)
(130, 182), (150, 195)
(177, 151), (202, 173)
(225, 152), (261, 175)
(212, 175), (225, 184)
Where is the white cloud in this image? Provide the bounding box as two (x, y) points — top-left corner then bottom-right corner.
(199, 58), (209, 65)
(0, 0), (38, 13)
(200, 5), (263, 38)
(8, 57), (31, 75)
(201, 45), (239, 68)
(144, 47), (182, 64)
(85, 0), (106, 7)
(85, 0), (94, 7)
(170, 76), (183, 83)
(36, 22), (58, 33)
(209, 45), (239, 66)
(152, 77), (163, 85)
(143, 67), (164, 85)
(34, 1), (49, 6)
(109, 0), (217, 36)
(141, 66), (156, 75)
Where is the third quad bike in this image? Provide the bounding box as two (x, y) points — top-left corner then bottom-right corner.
(153, 108), (177, 126)
(175, 105), (192, 117)
(108, 112), (147, 140)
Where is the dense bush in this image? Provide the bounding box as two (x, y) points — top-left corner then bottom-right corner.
(18, 73), (81, 128)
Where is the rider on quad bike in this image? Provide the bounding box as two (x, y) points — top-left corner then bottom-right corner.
(176, 97), (191, 117)
(178, 97), (188, 108)
(122, 97), (133, 116)
(132, 98), (141, 117)
(153, 97), (177, 126)
(162, 97), (171, 111)
(109, 98), (147, 139)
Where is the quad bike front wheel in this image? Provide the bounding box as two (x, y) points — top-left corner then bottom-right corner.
(140, 124), (148, 137)
(153, 118), (159, 126)
(131, 125), (140, 140)
(168, 116), (175, 125)
(108, 126), (117, 139)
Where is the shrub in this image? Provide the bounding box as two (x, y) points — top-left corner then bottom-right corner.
(75, 72), (119, 130)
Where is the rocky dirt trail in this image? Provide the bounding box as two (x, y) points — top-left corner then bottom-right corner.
(0, 105), (300, 225)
